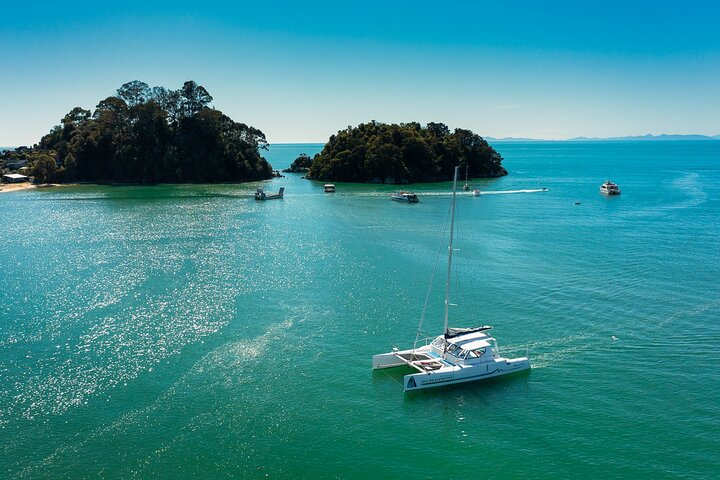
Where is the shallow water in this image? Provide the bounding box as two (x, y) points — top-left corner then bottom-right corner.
(1, 141), (719, 478)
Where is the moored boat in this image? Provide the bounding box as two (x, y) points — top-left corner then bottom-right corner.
(324, 184), (336, 193)
(255, 187), (285, 200)
(600, 180), (621, 195)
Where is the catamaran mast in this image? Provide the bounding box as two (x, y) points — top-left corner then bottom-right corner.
(443, 166), (460, 336)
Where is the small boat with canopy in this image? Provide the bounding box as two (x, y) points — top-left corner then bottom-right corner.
(255, 187), (285, 200)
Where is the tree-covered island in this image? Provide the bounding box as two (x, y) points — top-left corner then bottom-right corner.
(3, 81), (273, 184)
(283, 154), (313, 173)
(306, 121), (507, 184)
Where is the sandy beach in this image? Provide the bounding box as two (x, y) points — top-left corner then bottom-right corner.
(0, 183), (63, 193)
(0, 182), (35, 193)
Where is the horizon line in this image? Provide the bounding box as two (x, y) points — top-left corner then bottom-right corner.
(3, 133), (719, 150)
(265, 133), (720, 145)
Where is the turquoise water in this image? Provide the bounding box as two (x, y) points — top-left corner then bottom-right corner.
(1, 141), (719, 478)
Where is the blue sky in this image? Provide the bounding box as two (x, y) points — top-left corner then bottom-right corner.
(1, 1), (719, 144)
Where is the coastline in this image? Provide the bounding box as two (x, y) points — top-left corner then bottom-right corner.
(0, 183), (68, 194)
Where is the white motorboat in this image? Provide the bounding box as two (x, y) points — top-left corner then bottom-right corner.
(391, 191), (419, 203)
(599, 180), (621, 195)
(324, 184), (336, 193)
(373, 166), (530, 392)
(255, 187), (284, 200)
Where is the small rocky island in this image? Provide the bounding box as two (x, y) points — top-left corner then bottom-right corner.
(282, 154), (313, 173)
(306, 121), (507, 184)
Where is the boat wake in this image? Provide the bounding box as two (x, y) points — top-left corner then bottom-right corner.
(398, 188), (548, 197)
(11, 317), (296, 479)
(646, 297), (720, 332)
(627, 172), (708, 218)
(471, 188), (548, 195)
(502, 332), (597, 369)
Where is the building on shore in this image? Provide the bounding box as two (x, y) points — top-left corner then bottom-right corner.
(2, 173), (29, 183)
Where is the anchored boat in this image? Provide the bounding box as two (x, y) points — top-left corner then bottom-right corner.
(255, 187), (285, 200)
(599, 180), (621, 195)
(373, 166), (530, 392)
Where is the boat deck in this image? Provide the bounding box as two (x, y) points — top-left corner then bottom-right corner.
(393, 351), (452, 372)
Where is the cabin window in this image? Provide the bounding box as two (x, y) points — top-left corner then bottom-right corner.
(446, 344), (461, 357)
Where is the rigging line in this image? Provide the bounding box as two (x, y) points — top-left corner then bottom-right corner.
(455, 199), (480, 318)
(453, 196), (464, 312)
(380, 368), (404, 386)
(451, 189), (471, 319)
(414, 198), (453, 350)
(443, 167), (460, 336)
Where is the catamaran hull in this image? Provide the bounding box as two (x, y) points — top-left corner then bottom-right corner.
(403, 358), (530, 392)
(373, 349), (531, 392)
(373, 352), (407, 369)
(372, 347), (434, 370)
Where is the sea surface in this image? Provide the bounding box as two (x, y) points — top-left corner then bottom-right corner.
(1, 141), (719, 479)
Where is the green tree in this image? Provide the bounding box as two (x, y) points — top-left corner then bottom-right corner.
(30, 153), (58, 184)
(180, 80), (213, 118)
(62, 107), (91, 128)
(116, 81), (151, 107)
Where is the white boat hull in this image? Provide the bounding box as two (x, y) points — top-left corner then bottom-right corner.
(373, 345), (530, 392)
(402, 357), (530, 391)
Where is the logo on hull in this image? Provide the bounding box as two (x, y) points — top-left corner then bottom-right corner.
(407, 377), (417, 389)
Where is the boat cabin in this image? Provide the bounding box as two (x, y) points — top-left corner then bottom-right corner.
(324, 184), (336, 193)
(430, 330), (499, 363)
(600, 180), (621, 195)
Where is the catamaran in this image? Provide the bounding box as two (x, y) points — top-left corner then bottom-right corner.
(372, 166), (530, 392)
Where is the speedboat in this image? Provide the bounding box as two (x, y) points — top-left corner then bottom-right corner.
(472, 189), (481, 196)
(255, 187), (285, 200)
(324, 184), (336, 193)
(391, 191), (419, 203)
(373, 166), (530, 392)
(599, 180), (621, 195)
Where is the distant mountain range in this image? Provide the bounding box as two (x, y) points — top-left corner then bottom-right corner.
(3, 134), (720, 152)
(486, 134), (720, 142)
